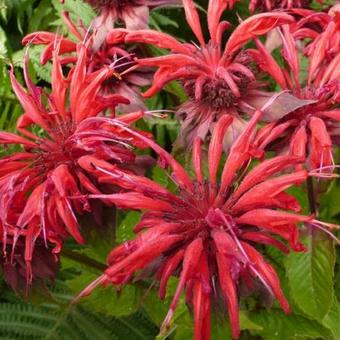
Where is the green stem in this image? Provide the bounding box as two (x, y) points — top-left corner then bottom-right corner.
(307, 177), (317, 215)
(62, 249), (106, 272)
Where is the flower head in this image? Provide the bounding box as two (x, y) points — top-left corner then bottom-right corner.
(114, 0), (294, 146)
(23, 12), (151, 112)
(75, 111), (316, 339)
(0, 43), (150, 280)
(251, 24), (340, 170)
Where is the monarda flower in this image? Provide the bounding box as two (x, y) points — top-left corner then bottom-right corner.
(292, 4), (340, 78)
(114, 0), (295, 146)
(83, 0), (181, 49)
(250, 25), (340, 170)
(75, 110), (330, 339)
(0, 44), (149, 279)
(23, 12), (151, 112)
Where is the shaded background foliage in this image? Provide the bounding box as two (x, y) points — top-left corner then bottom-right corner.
(0, 0), (338, 339)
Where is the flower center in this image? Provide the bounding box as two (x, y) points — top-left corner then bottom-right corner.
(33, 122), (80, 173)
(90, 48), (137, 90)
(185, 72), (251, 110)
(85, 0), (140, 10)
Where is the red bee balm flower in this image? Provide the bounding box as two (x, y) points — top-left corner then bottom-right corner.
(114, 0), (294, 146)
(76, 111), (320, 339)
(250, 24), (340, 170)
(0, 44), (149, 279)
(23, 12), (151, 112)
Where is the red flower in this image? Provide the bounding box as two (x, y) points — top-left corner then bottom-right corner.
(250, 24), (340, 170)
(112, 0), (294, 146)
(0, 43), (149, 281)
(293, 4), (340, 78)
(23, 12), (151, 112)
(75, 111), (317, 339)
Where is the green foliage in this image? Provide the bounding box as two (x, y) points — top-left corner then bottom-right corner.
(285, 232), (336, 320)
(247, 309), (331, 339)
(0, 281), (158, 340)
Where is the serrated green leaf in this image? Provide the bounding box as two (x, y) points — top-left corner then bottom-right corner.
(285, 231), (335, 320)
(322, 297), (340, 339)
(248, 309), (330, 339)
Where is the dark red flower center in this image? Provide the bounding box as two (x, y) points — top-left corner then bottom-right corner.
(33, 122), (80, 173)
(185, 72), (251, 110)
(85, 0), (141, 10)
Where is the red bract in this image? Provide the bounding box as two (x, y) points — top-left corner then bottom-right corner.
(76, 111), (316, 339)
(112, 0), (295, 146)
(251, 24), (340, 170)
(0, 43), (149, 281)
(23, 12), (151, 112)
(249, 0), (323, 12)
(293, 4), (340, 78)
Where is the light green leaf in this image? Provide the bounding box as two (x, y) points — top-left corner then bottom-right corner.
(248, 309), (330, 339)
(322, 297), (340, 339)
(285, 231), (335, 319)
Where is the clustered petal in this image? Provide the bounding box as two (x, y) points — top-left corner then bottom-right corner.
(253, 8), (340, 170)
(76, 113), (313, 339)
(0, 43), (149, 280)
(115, 0), (296, 146)
(1, 0), (340, 338)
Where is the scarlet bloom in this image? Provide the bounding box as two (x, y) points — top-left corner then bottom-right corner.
(250, 24), (340, 170)
(0, 44), (149, 280)
(293, 4), (340, 74)
(76, 111), (318, 339)
(114, 0), (294, 146)
(23, 12), (151, 112)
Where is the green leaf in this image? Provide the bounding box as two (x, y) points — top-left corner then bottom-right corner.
(285, 231), (335, 319)
(248, 309), (330, 339)
(0, 299), (157, 339)
(322, 297), (340, 339)
(319, 180), (340, 220)
(0, 25), (8, 57)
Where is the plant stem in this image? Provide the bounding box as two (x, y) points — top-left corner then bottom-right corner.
(62, 248), (106, 272)
(307, 177), (317, 215)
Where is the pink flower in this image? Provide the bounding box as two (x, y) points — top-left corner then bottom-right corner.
(113, 0), (294, 146)
(23, 12), (151, 112)
(75, 111), (317, 339)
(85, 0), (181, 29)
(0, 43), (150, 281)
(83, 0), (181, 49)
(250, 24), (340, 170)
